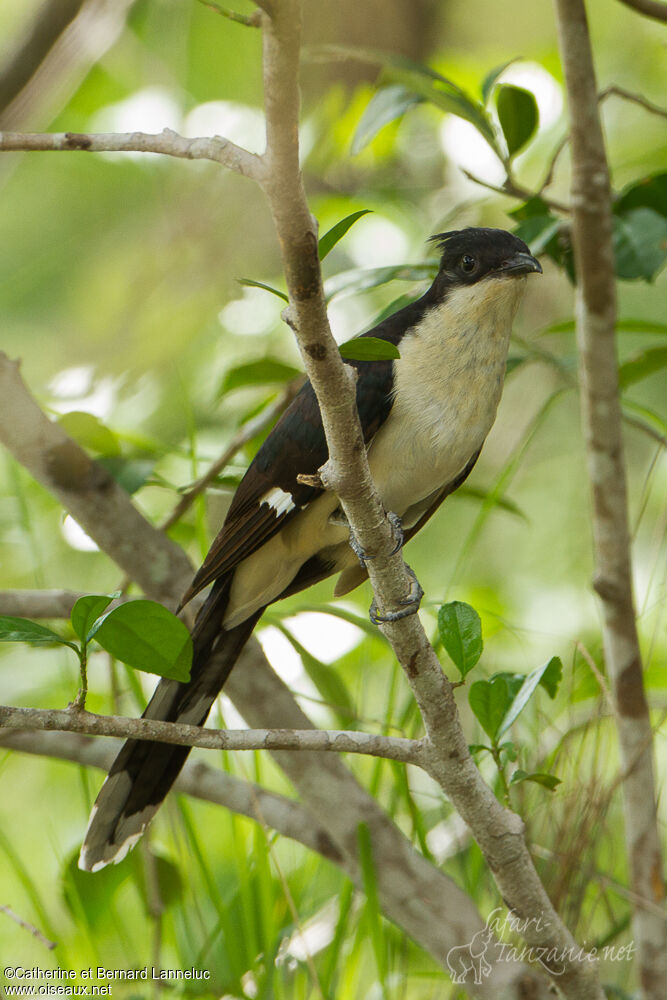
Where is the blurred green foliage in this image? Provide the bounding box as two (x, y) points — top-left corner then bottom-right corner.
(0, 0), (665, 997)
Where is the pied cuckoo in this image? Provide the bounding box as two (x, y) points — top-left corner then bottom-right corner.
(79, 227), (541, 871)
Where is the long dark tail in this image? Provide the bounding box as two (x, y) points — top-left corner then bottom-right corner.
(78, 580), (261, 872)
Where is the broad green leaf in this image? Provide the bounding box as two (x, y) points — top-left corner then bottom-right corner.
(481, 59), (518, 103)
(312, 45), (496, 147)
(612, 208), (667, 281)
(538, 656), (563, 699)
(497, 657), (563, 738)
(469, 676), (512, 742)
(615, 171), (667, 216)
(237, 278), (288, 302)
(138, 852), (183, 912)
(63, 850), (132, 927)
(510, 770), (561, 790)
(0, 616), (74, 647)
(319, 210), (372, 259)
(339, 337), (400, 362)
(352, 86), (423, 154)
(496, 85), (539, 157)
(324, 263), (436, 300)
(93, 601), (193, 682)
(71, 594), (115, 642)
(468, 743), (492, 756)
(97, 457), (155, 495)
(437, 601), (483, 677)
(619, 346), (667, 389)
(57, 411), (121, 457)
(218, 358), (301, 396)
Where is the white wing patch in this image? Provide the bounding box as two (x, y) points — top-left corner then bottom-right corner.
(260, 486), (295, 517)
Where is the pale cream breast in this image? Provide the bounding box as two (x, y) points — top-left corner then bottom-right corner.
(368, 275), (526, 515)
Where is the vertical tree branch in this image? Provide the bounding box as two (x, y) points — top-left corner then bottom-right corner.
(553, 2), (667, 997)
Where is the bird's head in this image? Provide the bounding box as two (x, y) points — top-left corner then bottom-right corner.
(427, 227), (542, 302)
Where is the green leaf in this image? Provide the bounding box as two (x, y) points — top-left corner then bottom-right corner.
(57, 411), (121, 457)
(510, 770), (561, 790)
(619, 346), (667, 389)
(324, 263), (436, 300)
(275, 624), (355, 725)
(437, 601), (483, 677)
(381, 63), (497, 149)
(538, 656), (563, 699)
(62, 850), (131, 928)
(352, 86), (423, 154)
(469, 676), (512, 742)
(496, 85), (539, 157)
(93, 601), (193, 682)
(218, 358), (301, 396)
(357, 822), (386, 983)
(615, 171), (667, 216)
(0, 616), (73, 647)
(481, 60), (518, 103)
(97, 457), (155, 495)
(338, 336), (400, 362)
(313, 46), (497, 148)
(237, 278), (289, 302)
(612, 207), (667, 281)
(622, 399), (667, 444)
(468, 743), (493, 756)
(543, 317), (667, 336)
(456, 484), (527, 520)
(317, 208), (372, 260)
(71, 594), (115, 642)
(497, 657), (563, 739)
(319, 210), (372, 259)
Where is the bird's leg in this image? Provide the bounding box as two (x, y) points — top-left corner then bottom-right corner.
(330, 508), (404, 567)
(329, 508), (422, 623)
(369, 565), (424, 625)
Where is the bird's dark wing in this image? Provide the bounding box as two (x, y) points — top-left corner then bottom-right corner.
(182, 295), (433, 605)
(181, 356), (395, 603)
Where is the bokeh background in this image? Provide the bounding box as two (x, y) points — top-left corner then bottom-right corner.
(0, 1), (665, 997)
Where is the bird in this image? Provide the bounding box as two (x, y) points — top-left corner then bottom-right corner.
(78, 226), (541, 872)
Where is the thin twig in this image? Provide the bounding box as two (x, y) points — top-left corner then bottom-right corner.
(161, 380), (301, 532)
(461, 168), (569, 213)
(198, 0), (262, 26)
(599, 85), (667, 119)
(0, 904), (56, 950)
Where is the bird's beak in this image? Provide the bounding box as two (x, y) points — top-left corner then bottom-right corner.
(497, 251), (543, 276)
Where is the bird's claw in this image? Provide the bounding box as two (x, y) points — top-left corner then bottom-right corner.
(369, 565), (424, 625)
(349, 511), (404, 568)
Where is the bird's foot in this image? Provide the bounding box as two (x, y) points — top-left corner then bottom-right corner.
(369, 565), (424, 625)
(347, 511), (404, 568)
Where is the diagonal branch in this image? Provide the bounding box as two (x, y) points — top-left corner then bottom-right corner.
(553, 1), (667, 997)
(0, 352), (193, 609)
(258, 3), (603, 997)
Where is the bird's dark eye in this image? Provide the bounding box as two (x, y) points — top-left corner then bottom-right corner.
(461, 254), (477, 273)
